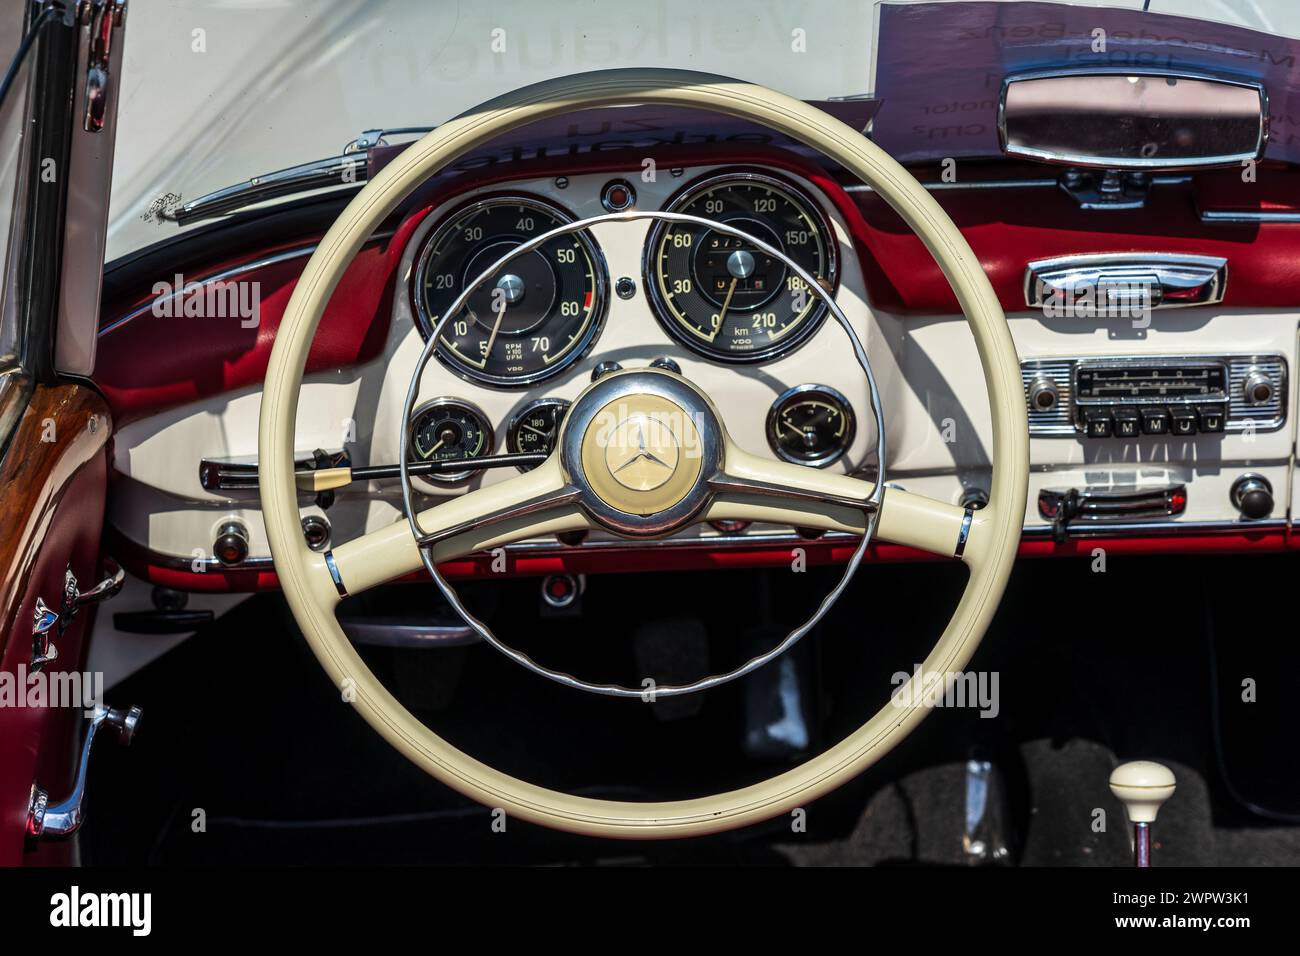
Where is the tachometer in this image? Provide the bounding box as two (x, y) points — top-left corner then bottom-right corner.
(645, 172), (838, 363)
(413, 195), (607, 387)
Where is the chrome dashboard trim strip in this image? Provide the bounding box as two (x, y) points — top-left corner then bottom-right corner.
(127, 516), (1288, 577)
(97, 245), (319, 337)
(843, 175), (1189, 194)
(1200, 209), (1300, 223)
(1019, 518), (1287, 538)
(98, 231), (394, 339)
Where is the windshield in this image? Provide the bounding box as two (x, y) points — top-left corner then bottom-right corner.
(106, 0), (1300, 262)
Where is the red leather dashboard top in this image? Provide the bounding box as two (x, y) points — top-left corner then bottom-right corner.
(852, 166), (1300, 315)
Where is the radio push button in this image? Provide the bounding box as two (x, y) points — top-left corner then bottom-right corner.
(1170, 408), (1198, 436)
(1139, 407), (1170, 435)
(1082, 408), (1113, 438)
(1197, 404), (1225, 433)
(1113, 407), (1141, 438)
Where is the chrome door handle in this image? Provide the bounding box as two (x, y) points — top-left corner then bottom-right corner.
(27, 705), (142, 846)
(1025, 253), (1227, 312)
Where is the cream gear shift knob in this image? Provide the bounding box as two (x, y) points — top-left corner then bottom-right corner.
(1110, 761), (1176, 866)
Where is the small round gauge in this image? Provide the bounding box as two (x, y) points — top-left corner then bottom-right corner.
(766, 384), (855, 467)
(507, 398), (570, 470)
(413, 195), (607, 387)
(408, 399), (493, 482)
(645, 171), (838, 363)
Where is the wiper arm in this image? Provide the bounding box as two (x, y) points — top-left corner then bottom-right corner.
(162, 127), (432, 227)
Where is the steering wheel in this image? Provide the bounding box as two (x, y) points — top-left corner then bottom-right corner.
(259, 69), (1028, 838)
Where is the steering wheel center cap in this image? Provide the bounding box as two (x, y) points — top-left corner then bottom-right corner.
(581, 392), (704, 516)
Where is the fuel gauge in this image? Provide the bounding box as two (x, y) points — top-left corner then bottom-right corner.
(766, 384), (855, 467)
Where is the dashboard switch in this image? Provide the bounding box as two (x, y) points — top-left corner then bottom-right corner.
(1113, 407), (1141, 438)
(1139, 407), (1170, 435)
(1170, 408), (1198, 436)
(214, 521), (249, 567)
(1082, 408), (1113, 438)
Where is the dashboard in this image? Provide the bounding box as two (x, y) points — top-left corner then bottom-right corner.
(93, 144), (1300, 590)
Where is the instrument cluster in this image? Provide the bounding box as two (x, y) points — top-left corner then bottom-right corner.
(406, 166), (857, 479)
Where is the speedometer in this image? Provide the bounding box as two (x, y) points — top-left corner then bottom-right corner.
(645, 171), (838, 363)
(413, 195), (607, 387)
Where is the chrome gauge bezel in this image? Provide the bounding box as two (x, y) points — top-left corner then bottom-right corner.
(411, 193), (610, 388)
(642, 170), (840, 364)
(506, 397), (571, 471)
(407, 397), (495, 483)
(765, 383), (856, 468)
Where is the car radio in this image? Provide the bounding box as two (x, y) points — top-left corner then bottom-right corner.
(1021, 355), (1286, 438)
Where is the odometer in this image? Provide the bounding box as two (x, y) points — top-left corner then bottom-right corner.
(646, 172), (837, 363)
(413, 195), (607, 387)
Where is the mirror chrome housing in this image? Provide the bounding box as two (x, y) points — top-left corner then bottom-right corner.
(999, 69), (1267, 170)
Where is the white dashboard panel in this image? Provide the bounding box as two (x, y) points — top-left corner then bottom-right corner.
(106, 163), (1300, 572)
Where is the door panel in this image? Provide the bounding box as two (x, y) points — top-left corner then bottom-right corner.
(0, 384), (110, 865)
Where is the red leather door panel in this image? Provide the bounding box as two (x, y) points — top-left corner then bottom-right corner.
(0, 385), (111, 866)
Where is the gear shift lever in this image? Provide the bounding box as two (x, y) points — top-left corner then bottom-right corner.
(1109, 761), (1176, 867)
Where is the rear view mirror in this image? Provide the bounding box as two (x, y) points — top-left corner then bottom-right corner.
(999, 71), (1267, 169)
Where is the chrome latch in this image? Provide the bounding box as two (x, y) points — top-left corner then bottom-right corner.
(1058, 168), (1151, 210)
(30, 562), (124, 673)
(31, 598), (59, 673)
(26, 705), (142, 847)
(79, 0), (126, 133)
(63, 561), (125, 617)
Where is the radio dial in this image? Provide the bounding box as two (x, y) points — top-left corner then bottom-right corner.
(1242, 369), (1274, 405)
(1028, 377), (1060, 412)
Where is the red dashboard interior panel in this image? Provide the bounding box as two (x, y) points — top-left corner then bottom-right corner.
(94, 230), (418, 427)
(848, 175), (1300, 315)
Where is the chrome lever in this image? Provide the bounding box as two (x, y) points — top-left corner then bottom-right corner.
(65, 561), (125, 612)
(27, 705), (142, 846)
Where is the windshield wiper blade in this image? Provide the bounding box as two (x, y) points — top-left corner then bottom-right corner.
(163, 127), (433, 227)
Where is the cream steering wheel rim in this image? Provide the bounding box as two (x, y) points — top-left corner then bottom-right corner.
(258, 69), (1029, 839)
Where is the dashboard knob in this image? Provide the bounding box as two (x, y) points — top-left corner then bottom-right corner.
(301, 515), (331, 551)
(214, 520), (249, 567)
(1242, 369), (1274, 405)
(1231, 474), (1273, 519)
(1027, 376), (1060, 412)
